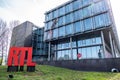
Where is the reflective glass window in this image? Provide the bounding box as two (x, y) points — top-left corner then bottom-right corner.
(53, 29), (58, 38)
(48, 21), (52, 30)
(96, 37), (102, 44)
(53, 10), (58, 18)
(86, 38), (92, 46)
(57, 51), (62, 60)
(74, 10), (83, 21)
(66, 3), (73, 13)
(57, 44), (62, 49)
(65, 13), (73, 23)
(73, 49), (77, 60)
(91, 46), (98, 58)
(58, 16), (65, 26)
(59, 7), (65, 16)
(74, 21), (83, 33)
(48, 12), (53, 20)
(84, 18), (93, 31)
(47, 31), (52, 39)
(86, 47), (92, 58)
(66, 24), (73, 35)
(78, 40), (82, 47)
(73, 0), (82, 10)
(81, 48), (87, 58)
(104, 13), (111, 26)
(59, 26), (65, 37)
(64, 50), (70, 60)
(83, 6), (92, 18)
(72, 41), (76, 47)
(94, 14), (105, 28)
(82, 0), (91, 6)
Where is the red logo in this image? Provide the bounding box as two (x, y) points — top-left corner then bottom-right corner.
(7, 47), (36, 72)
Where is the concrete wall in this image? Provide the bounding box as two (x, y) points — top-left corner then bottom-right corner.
(38, 58), (120, 72)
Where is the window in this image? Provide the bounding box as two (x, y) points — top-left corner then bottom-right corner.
(74, 10), (83, 21)
(53, 29), (58, 38)
(82, 0), (91, 6)
(65, 42), (70, 48)
(83, 6), (92, 18)
(58, 16), (65, 26)
(48, 12), (53, 20)
(45, 15), (49, 21)
(78, 40), (82, 47)
(104, 13), (111, 26)
(96, 37), (102, 44)
(66, 3), (73, 13)
(66, 13), (73, 23)
(47, 21), (52, 30)
(84, 18), (93, 31)
(53, 10), (58, 18)
(91, 46), (98, 58)
(64, 50), (70, 60)
(57, 44), (62, 49)
(59, 26), (65, 37)
(44, 32), (47, 40)
(86, 38), (92, 46)
(73, 49), (77, 60)
(72, 41), (76, 47)
(81, 48), (87, 58)
(47, 31), (52, 39)
(59, 7), (65, 16)
(94, 14), (105, 28)
(66, 24), (73, 35)
(57, 51), (62, 60)
(74, 21), (83, 33)
(93, 1), (108, 14)
(73, 0), (82, 10)
(86, 47), (92, 58)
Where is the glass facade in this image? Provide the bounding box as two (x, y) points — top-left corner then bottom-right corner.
(32, 28), (48, 61)
(55, 36), (103, 60)
(44, 0), (114, 60)
(44, 0), (111, 40)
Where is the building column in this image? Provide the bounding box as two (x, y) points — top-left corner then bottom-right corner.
(101, 31), (106, 58)
(70, 37), (73, 60)
(48, 42), (51, 61)
(109, 31), (115, 58)
(113, 40), (116, 58)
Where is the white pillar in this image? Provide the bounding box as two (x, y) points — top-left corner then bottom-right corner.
(48, 42), (51, 61)
(101, 31), (106, 58)
(70, 37), (73, 60)
(109, 31), (115, 58)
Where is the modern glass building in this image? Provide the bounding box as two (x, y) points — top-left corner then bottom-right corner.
(32, 28), (48, 61)
(44, 0), (120, 60)
(10, 21), (48, 61)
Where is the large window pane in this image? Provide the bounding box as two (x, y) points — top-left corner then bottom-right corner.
(84, 18), (93, 31)
(83, 6), (92, 18)
(48, 21), (52, 29)
(59, 7), (65, 16)
(66, 3), (73, 13)
(94, 14), (105, 28)
(73, 0), (82, 10)
(57, 51), (62, 60)
(74, 21), (83, 33)
(58, 16), (65, 26)
(66, 24), (73, 35)
(81, 48), (87, 58)
(86, 38), (92, 46)
(72, 41), (76, 47)
(73, 49), (77, 60)
(65, 13), (73, 23)
(104, 13), (111, 26)
(47, 31), (52, 39)
(53, 29), (58, 38)
(82, 0), (91, 6)
(91, 46), (98, 58)
(64, 50), (70, 60)
(74, 10), (83, 21)
(86, 47), (92, 58)
(59, 26), (65, 37)
(57, 44), (62, 50)
(78, 40), (82, 47)
(53, 10), (58, 18)
(48, 12), (53, 20)
(96, 37), (102, 44)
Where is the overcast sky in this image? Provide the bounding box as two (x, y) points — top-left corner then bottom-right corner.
(0, 0), (120, 39)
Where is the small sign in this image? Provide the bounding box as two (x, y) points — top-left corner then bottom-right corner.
(77, 53), (82, 58)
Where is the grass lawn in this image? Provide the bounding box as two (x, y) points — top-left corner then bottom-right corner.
(0, 65), (120, 80)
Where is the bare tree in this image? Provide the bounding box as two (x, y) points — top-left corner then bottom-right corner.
(0, 19), (20, 65)
(0, 19), (8, 65)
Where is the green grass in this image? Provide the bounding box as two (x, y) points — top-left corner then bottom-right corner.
(0, 65), (120, 80)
